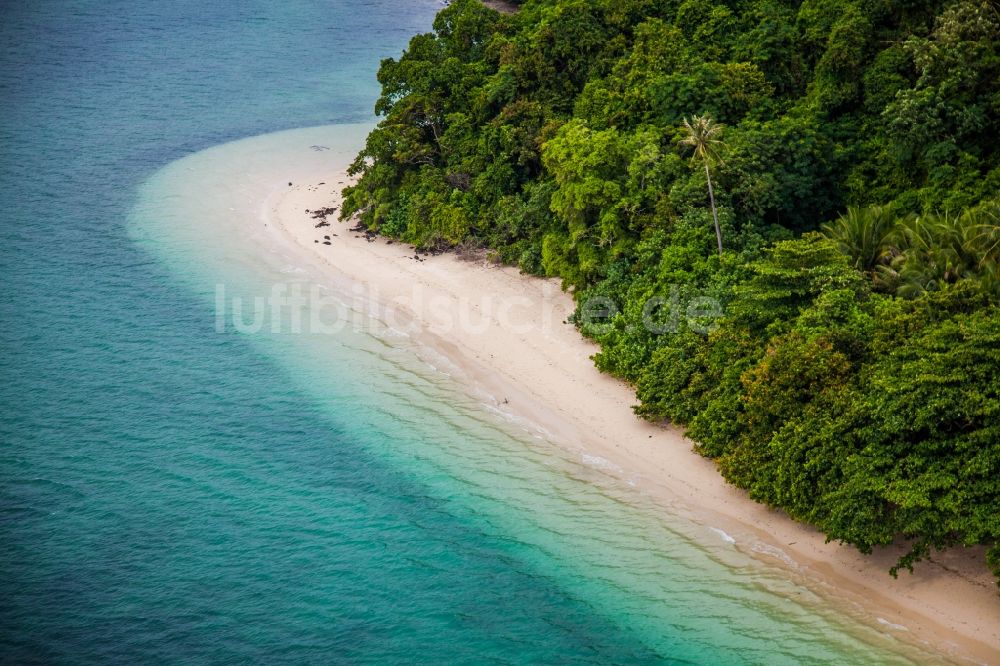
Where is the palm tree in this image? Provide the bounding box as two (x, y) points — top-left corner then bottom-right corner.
(821, 205), (898, 272)
(680, 115), (725, 255)
(960, 200), (1000, 278)
(891, 215), (948, 297)
(833, 199), (1000, 298)
(885, 211), (978, 297)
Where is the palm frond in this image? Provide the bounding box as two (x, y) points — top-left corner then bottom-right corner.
(679, 115), (724, 164)
(821, 205), (898, 271)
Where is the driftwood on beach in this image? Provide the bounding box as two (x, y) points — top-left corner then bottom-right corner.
(310, 206), (339, 228)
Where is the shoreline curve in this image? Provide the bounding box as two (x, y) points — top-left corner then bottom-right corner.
(258, 128), (1000, 664)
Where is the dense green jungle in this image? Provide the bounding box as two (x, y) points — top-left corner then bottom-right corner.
(341, 0), (1000, 583)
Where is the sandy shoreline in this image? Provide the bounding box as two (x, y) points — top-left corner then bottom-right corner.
(262, 171), (1000, 663)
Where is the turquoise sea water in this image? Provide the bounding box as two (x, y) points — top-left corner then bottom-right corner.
(0, 2), (947, 663)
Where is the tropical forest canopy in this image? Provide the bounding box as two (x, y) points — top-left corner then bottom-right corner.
(341, 0), (1000, 583)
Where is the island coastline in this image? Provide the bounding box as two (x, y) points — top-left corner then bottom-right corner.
(259, 165), (1000, 663)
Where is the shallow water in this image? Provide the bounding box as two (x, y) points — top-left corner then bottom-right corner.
(1, 2), (946, 663)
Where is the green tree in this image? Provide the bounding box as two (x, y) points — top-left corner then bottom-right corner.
(828, 302), (1000, 578)
(679, 115), (725, 255)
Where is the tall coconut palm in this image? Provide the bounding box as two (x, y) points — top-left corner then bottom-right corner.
(680, 115), (725, 255)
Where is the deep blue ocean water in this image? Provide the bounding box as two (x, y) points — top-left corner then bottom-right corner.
(0, 2), (945, 663)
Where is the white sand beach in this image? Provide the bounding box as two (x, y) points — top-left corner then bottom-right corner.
(262, 170), (1000, 663)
